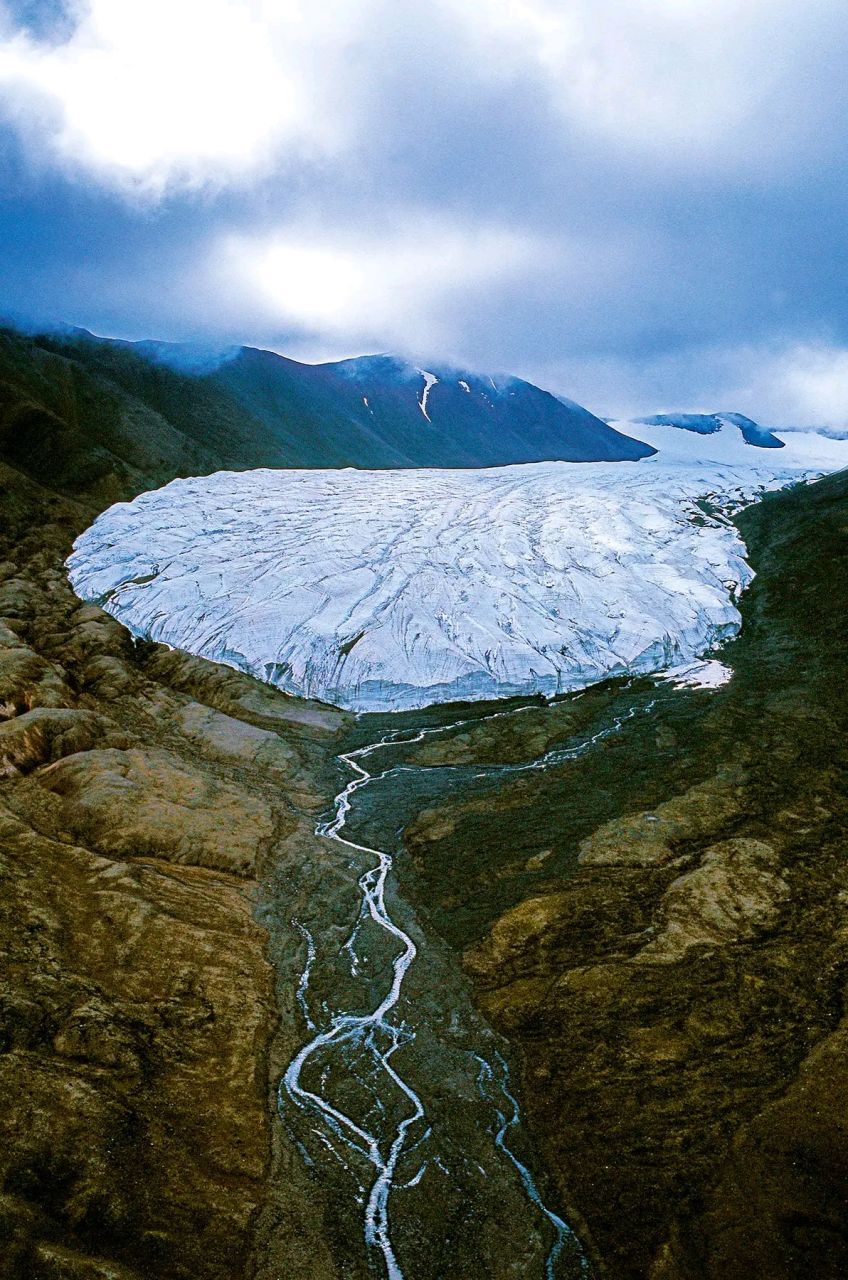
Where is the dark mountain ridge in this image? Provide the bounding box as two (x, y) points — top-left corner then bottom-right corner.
(0, 325), (653, 489)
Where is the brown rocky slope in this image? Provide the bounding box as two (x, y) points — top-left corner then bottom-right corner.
(0, 333), (354, 1279)
(399, 469), (848, 1279)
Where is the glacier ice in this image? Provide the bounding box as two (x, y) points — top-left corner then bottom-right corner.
(67, 425), (848, 712)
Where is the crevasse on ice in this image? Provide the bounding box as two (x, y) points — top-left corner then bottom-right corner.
(66, 428), (848, 713)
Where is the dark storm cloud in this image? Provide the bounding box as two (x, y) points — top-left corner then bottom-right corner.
(1, 0), (847, 424)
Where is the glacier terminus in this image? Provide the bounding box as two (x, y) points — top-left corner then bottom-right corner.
(67, 420), (848, 713)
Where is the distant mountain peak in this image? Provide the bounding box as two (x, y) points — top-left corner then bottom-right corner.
(633, 411), (784, 449)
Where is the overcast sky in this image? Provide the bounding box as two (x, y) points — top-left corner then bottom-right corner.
(1, 0), (847, 423)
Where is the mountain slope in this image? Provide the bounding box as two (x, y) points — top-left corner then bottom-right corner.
(0, 337), (355, 1280)
(618, 414), (848, 470)
(0, 326), (292, 502)
(2, 325), (654, 473)
(209, 349), (655, 466)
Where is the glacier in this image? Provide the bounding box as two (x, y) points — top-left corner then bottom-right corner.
(67, 422), (848, 712)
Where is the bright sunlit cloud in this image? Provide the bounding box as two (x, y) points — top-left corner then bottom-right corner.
(2, 0), (844, 198)
(221, 219), (539, 351)
(0, 0), (366, 194)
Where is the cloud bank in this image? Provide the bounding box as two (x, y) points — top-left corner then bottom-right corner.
(1, 0), (847, 423)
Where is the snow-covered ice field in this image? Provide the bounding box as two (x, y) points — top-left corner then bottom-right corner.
(67, 421), (848, 711)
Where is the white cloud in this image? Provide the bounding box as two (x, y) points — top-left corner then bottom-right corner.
(219, 218), (539, 352)
(2, 0), (846, 199)
(768, 345), (848, 428)
(2, 0), (846, 406)
(447, 0), (847, 174)
(530, 340), (848, 428)
(0, 0), (369, 195)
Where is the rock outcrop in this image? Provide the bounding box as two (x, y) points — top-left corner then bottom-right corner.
(0, 414), (352, 1278)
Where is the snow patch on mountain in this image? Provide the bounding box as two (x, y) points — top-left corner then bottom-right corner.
(630, 412), (784, 449)
(67, 431), (848, 712)
(417, 369), (438, 421)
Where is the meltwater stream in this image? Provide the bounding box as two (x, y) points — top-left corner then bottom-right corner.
(282, 736), (425, 1279)
(279, 698), (654, 1277)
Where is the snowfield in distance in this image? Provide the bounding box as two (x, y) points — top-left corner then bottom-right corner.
(67, 421), (848, 712)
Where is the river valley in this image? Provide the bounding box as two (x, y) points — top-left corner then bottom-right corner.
(268, 697), (601, 1279)
(4, 323), (848, 1278)
(267, 675), (703, 1278)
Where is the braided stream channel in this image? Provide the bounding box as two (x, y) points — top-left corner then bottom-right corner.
(277, 686), (662, 1278)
